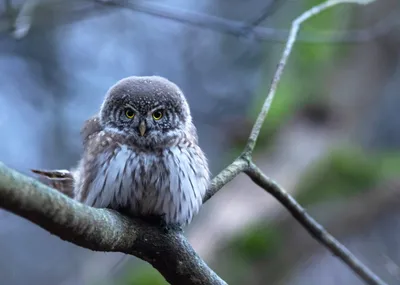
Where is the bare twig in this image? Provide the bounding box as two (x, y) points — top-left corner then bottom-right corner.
(240, 0), (286, 35)
(245, 163), (387, 285)
(104, 0), (396, 44)
(244, 0), (378, 155)
(1, 0), (398, 43)
(208, 1), (388, 284)
(203, 158), (248, 202)
(0, 0), (389, 285)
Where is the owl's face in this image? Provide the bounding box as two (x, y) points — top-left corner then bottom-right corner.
(99, 76), (193, 148)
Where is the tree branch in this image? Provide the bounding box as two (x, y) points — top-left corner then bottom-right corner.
(244, 0), (377, 155)
(0, 162), (226, 285)
(208, 1), (388, 284)
(3, 0), (397, 43)
(240, 0), (286, 36)
(245, 163), (387, 285)
(0, 0), (388, 285)
(203, 158), (248, 202)
(104, 0), (397, 44)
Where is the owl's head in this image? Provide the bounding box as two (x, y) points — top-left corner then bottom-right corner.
(99, 76), (195, 148)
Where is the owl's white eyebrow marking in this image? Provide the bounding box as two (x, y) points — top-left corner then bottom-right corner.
(149, 105), (166, 114)
(125, 104), (139, 113)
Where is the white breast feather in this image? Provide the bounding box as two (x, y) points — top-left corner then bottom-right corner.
(83, 144), (209, 225)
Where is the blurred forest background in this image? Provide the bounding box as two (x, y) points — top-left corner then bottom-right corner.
(1, 0), (400, 284)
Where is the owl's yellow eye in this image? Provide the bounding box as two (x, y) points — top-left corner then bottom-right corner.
(152, 110), (163, 120)
(125, 108), (135, 119)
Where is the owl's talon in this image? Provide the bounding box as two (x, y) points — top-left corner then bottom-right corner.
(160, 223), (183, 234)
(140, 214), (163, 225)
(156, 214), (182, 233)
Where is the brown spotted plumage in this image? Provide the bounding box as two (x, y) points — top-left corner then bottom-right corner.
(32, 76), (210, 226)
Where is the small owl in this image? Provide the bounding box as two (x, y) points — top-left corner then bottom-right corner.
(32, 76), (210, 227)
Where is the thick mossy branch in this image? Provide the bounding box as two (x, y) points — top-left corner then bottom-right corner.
(0, 162), (226, 285)
(0, 162), (138, 250)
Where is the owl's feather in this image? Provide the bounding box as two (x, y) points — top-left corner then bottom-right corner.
(31, 169), (74, 198)
(76, 135), (208, 225)
(81, 115), (103, 148)
(31, 117), (102, 197)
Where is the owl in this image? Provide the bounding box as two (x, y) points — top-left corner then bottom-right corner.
(32, 76), (210, 227)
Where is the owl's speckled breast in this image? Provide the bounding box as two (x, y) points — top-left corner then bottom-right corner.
(84, 143), (209, 225)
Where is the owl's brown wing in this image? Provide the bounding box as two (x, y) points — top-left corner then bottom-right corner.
(31, 115), (102, 197)
(81, 115), (103, 148)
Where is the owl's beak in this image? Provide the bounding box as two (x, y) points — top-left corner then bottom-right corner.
(138, 121), (146, 136)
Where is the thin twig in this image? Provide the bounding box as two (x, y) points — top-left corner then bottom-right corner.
(245, 163), (387, 285)
(243, 0), (378, 155)
(238, 1), (387, 284)
(1, 0), (397, 43)
(204, 158), (248, 202)
(241, 0), (286, 35)
(103, 0), (396, 43)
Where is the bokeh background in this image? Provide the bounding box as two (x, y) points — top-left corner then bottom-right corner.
(1, 0), (400, 284)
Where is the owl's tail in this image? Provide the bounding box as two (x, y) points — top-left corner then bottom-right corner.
(31, 169), (75, 198)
